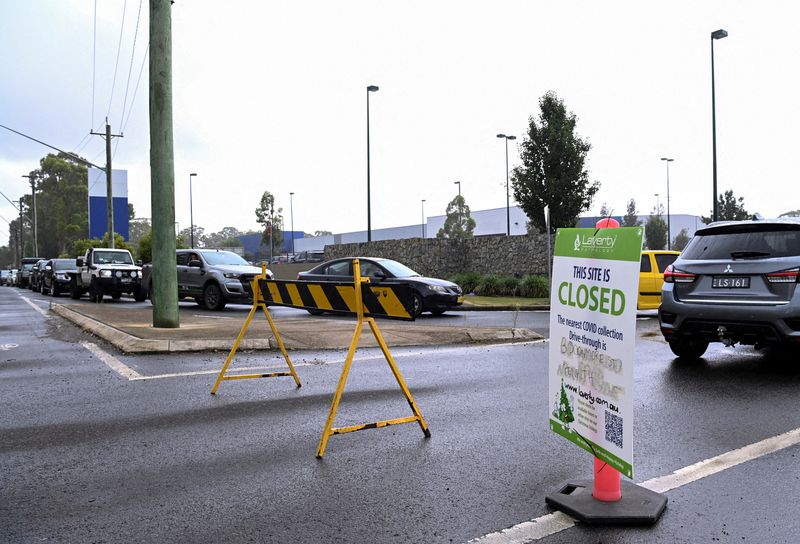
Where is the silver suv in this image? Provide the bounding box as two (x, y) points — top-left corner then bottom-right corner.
(659, 219), (800, 358)
(142, 249), (273, 310)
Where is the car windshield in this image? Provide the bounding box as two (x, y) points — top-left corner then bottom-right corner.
(378, 259), (420, 278)
(23, 264), (35, 270)
(93, 251), (133, 265)
(54, 259), (77, 270)
(201, 251), (250, 266)
(682, 226), (800, 260)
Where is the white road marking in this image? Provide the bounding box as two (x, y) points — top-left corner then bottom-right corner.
(1, 343), (19, 350)
(466, 426), (800, 543)
(130, 339), (551, 381)
(81, 341), (142, 380)
(20, 295), (49, 317)
(640, 426), (800, 493)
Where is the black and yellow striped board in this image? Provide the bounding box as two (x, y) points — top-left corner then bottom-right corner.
(257, 279), (415, 321)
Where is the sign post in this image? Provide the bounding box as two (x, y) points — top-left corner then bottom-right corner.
(545, 226), (667, 524)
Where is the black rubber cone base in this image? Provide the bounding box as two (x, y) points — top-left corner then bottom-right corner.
(545, 479), (667, 525)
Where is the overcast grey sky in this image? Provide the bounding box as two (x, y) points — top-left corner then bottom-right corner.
(1, 1), (798, 243)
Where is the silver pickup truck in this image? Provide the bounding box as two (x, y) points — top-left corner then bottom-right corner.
(141, 249), (273, 310)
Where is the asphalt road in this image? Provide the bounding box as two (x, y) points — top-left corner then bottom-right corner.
(2, 286), (800, 543)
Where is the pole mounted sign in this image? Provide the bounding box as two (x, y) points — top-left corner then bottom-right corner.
(548, 227), (643, 479)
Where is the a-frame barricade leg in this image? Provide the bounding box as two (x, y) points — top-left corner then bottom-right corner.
(315, 259), (430, 458)
(211, 270), (301, 395)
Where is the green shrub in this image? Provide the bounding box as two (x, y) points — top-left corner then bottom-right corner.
(519, 274), (549, 298)
(499, 276), (521, 296)
(450, 272), (481, 294)
(475, 274), (503, 296)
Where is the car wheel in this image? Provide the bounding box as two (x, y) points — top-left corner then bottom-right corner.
(411, 292), (424, 318)
(204, 283), (226, 311)
(89, 279), (104, 303)
(112, 292), (122, 300)
(133, 285), (147, 302)
(193, 296), (206, 308)
(307, 309), (325, 316)
(668, 338), (709, 360)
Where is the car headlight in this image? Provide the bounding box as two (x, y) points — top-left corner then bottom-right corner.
(57, 274), (69, 280)
(429, 285), (447, 293)
(100, 270), (112, 278)
(223, 272), (240, 279)
(130, 271), (138, 278)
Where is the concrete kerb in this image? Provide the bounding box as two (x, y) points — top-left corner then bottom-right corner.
(49, 303), (543, 354)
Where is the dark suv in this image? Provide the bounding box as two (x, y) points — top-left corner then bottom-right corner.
(659, 219), (800, 358)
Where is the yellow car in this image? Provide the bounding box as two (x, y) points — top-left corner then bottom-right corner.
(638, 250), (681, 310)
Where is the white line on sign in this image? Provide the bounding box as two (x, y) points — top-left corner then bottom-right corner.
(81, 341), (142, 380)
(20, 296), (49, 317)
(466, 426), (800, 543)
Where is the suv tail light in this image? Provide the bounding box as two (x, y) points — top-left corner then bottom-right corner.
(765, 267), (800, 283)
(663, 264), (697, 283)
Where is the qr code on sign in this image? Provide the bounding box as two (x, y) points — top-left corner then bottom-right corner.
(605, 411), (623, 448)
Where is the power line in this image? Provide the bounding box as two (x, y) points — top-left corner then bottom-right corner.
(119, 0), (143, 131)
(106, 0), (128, 121)
(122, 45), (149, 134)
(0, 123), (105, 170)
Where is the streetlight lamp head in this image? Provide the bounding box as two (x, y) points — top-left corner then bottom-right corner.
(660, 157), (674, 162)
(507, 135), (516, 141)
(711, 29), (728, 40)
(496, 133), (506, 139)
(290, 192), (294, 196)
(190, 172), (197, 176)
(367, 85), (379, 92)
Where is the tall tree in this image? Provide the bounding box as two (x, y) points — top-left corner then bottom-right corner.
(779, 209), (800, 218)
(598, 202), (610, 217)
(437, 194), (476, 239)
(254, 191), (284, 254)
(645, 204), (668, 250)
(672, 228), (690, 251)
(702, 190), (751, 223)
(17, 153), (89, 257)
(622, 199), (641, 227)
(511, 91), (600, 232)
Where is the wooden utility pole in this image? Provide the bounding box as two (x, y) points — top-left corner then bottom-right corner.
(90, 120), (123, 247)
(149, 0), (179, 328)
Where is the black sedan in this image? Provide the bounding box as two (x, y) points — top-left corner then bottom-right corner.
(297, 257), (463, 317)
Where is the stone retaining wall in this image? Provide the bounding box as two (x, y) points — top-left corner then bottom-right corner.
(324, 234), (551, 279)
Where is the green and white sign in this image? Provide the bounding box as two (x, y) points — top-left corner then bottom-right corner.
(548, 227), (643, 479)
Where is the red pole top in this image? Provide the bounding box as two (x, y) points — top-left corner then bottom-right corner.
(595, 217), (620, 229)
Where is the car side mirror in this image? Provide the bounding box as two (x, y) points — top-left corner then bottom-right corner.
(189, 260), (202, 268)
(373, 271), (386, 280)
(45, 266), (52, 271)
(136, 260), (142, 266)
(76, 258), (84, 267)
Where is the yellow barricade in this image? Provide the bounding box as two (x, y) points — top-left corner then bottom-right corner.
(210, 259), (430, 458)
(259, 277), (415, 320)
(210, 264), (302, 394)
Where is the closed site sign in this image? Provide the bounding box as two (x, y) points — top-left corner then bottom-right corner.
(548, 227), (643, 479)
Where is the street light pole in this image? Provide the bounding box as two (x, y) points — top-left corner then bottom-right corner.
(366, 85), (379, 242)
(189, 172), (197, 248)
(290, 192), (295, 255)
(711, 28), (728, 222)
(22, 174), (37, 255)
(496, 134), (516, 236)
(421, 199), (426, 238)
(661, 157), (674, 249)
(453, 181), (462, 230)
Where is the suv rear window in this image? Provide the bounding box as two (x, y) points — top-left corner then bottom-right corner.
(682, 225), (800, 260)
